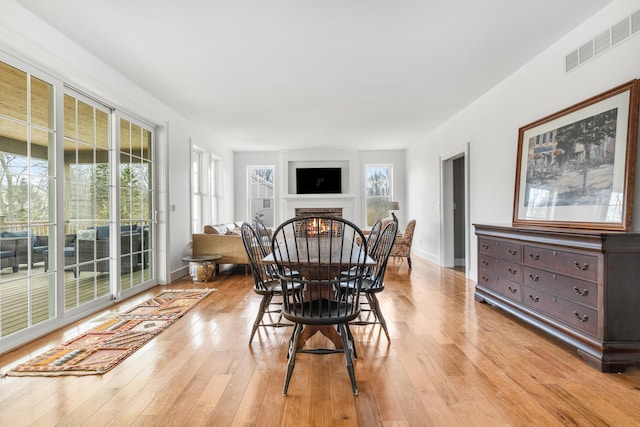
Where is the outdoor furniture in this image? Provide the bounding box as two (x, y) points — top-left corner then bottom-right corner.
(0, 238), (18, 273)
(75, 233), (141, 277)
(0, 231), (48, 268)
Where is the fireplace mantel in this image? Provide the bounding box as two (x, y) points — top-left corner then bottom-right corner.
(282, 194), (356, 222)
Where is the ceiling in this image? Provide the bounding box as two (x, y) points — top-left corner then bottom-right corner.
(17, 0), (612, 152)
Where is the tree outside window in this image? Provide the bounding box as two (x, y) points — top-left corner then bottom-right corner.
(365, 165), (392, 227)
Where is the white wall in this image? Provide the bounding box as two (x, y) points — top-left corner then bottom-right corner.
(407, 0), (640, 281)
(0, 0), (235, 282)
(235, 150), (406, 228)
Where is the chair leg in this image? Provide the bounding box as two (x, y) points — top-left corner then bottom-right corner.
(344, 323), (357, 359)
(249, 294), (273, 343)
(283, 323), (303, 396)
(367, 293), (390, 341)
(407, 256), (412, 268)
(338, 323), (358, 395)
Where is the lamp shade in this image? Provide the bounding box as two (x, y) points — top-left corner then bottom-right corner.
(388, 201), (400, 211)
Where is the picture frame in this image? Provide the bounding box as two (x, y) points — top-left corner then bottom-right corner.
(513, 80), (640, 231)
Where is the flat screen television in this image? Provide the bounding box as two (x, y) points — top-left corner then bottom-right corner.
(296, 167), (342, 194)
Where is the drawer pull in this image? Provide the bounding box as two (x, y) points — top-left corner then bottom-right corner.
(508, 267), (517, 275)
(574, 261), (589, 271)
(528, 295), (539, 303)
(507, 286), (517, 294)
(529, 253), (540, 260)
(573, 286), (589, 297)
(573, 311), (589, 322)
(481, 243), (489, 250)
(528, 273), (539, 282)
(482, 275), (489, 282)
(507, 249), (517, 256)
(482, 260), (489, 266)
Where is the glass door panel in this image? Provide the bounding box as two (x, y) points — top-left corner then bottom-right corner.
(63, 94), (112, 310)
(119, 118), (154, 290)
(0, 61), (55, 337)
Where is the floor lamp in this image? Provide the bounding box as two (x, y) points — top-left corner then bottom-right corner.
(389, 201), (399, 223)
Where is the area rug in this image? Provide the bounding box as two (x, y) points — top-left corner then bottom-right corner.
(6, 289), (214, 377)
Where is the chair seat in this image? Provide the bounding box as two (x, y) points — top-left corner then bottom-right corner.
(283, 298), (360, 325)
(337, 278), (382, 293)
(260, 280), (303, 294)
(0, 250), (15, 259)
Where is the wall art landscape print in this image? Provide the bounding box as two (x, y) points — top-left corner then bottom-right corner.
(513, 80), (640, 231)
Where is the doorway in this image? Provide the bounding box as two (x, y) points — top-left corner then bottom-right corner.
(440, 144), (470, 276)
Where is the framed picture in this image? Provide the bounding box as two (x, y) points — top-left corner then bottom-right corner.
(513, 80), (640, 231)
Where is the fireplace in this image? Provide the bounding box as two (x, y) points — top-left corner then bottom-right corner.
(294, 208), (343, 235)
(295, 208), (343, 218)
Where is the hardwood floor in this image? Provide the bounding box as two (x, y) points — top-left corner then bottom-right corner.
(2, 257), (640, 426)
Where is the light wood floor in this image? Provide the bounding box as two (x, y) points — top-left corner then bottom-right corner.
(1, 257), (640, 426)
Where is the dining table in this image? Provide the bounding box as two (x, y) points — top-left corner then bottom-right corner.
(262, 235), (374, 350)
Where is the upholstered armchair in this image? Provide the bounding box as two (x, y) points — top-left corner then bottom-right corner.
(390, 220), (416, 268)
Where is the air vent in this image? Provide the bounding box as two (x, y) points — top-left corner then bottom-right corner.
(565, 9), (640, 72)
(594, 30), (610, 55)
(565, 50), (580, 72)
(579, 40), (594, 63)
(632, 10), (640, 34)
(612, 17), (630, 45)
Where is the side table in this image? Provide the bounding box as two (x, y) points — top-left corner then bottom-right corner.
(182, 255), (222, 282)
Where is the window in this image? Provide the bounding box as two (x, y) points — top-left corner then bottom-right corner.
(364, 165), (392, 227)
(248, 166), (275, 227)
(210, 155), (220, 225)
(191, 147), (206, 233)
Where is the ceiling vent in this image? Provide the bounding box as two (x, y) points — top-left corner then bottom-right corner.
(565, 9), (640, 72)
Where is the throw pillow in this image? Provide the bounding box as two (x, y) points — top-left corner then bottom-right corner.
(77, 229), (95, 240)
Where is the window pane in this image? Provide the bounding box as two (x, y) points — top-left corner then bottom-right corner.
(63, 95), (77, 138)
(0, 62), (27, 121)
(77, 101), (95, 143)
(248, 166), (274, 227)
(30, 76), (54, 129)
(365, 165), (392, 227)
(96, 109), (109, 149)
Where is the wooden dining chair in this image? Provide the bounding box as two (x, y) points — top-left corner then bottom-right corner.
(336, 221), (397, 340)
(271, 215), (368, 396)
(340, 218), (382, 278)
(254, 221), (271, 251)
(240, 222), (300, 343)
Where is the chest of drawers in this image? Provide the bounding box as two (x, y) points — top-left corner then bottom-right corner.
(475, 224), (640, 373)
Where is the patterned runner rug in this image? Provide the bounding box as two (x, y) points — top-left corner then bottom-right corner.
(6, 289), (214, 377)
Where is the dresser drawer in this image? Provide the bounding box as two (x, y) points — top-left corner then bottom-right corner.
(523, 246), (598, 282)
(523, 285), (598, 336)
(523, 266), (597, 309)
(479, 238), (522, 262)
(478, 269), (522, 303)
(479, 255), (522, 282)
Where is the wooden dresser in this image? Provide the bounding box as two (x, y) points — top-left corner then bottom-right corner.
(474, 224), (640, 372)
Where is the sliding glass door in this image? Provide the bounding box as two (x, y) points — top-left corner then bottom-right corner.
(0, 56), (156, 352)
